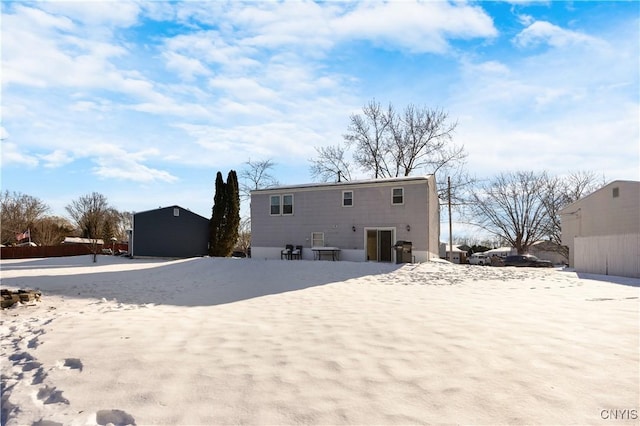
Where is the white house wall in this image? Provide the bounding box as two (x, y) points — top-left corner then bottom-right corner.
(574, 234), (640, 278)
(561, 181), (640, 269)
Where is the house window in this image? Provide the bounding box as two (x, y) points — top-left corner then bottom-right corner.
(270, 195), (281, 215)
(312, 232), (324, 247)
(613, 187), (619, 198)
(342, 190), (353, 207)
(283, 194), (294, 215)
(392, 187), (404, 205)
(173, 208), (180, 217)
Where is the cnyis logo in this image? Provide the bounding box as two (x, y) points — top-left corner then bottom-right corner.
(600, 409), (638, 420)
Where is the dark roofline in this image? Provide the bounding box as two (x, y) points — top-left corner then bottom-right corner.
(133, 205), (208, 220)
(251, 175), (434, 194)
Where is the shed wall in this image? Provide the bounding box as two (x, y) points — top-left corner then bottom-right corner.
(133, 207), (209, 258)
(574, 234), (640, 278)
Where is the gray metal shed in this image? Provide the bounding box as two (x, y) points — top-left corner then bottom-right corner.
(132, 206), (209, 258)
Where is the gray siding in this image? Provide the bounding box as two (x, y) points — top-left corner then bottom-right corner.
(133, 206), (209, 258)
(251, 176), (439, 261)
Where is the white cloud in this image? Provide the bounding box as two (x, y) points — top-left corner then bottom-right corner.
(93, 158), (178, 183)
(513, 21), (606, 49)
(36, 0), (141, 27)
(208, 77), (278, 102)
(332, 1), (497, 53)
(1, 142), (39, 168)
(39, 150), (74, 168)
(162, 52), (211, 81)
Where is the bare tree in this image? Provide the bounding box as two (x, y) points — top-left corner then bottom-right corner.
(388, 104), (460, 177)
(309, 99), (467, 199)
(309, 145), (353, 182)
(346, 99), (393, 178)
(239, 159), (279, 200)
(541, 171), (605, 257)
(33, 216), (75, 246)
(0, 190), (50, 245)
(65, 192), (112, 262)
(236, 216), (252, 257)
(470, 171), (550, 254)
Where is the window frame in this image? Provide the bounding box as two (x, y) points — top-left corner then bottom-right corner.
(311, 232), (325, 247)
(342, 190), (353, 207)
(282, 194), (294, 215)
(392, 187), (404, 205)
(270, 195), (281, 216)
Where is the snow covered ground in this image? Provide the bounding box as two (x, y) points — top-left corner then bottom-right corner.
(1, 255), (638, 425)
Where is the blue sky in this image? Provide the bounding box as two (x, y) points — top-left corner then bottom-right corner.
(2, 1), (638, 230)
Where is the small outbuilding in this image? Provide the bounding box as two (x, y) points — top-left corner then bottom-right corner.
(132, 206), (209, 258)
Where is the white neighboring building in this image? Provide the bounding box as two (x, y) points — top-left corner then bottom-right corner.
(439, 243), (467, 264)
(560, 180), (640, 278)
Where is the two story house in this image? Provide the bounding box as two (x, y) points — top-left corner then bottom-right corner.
(250, 175), (440, 263)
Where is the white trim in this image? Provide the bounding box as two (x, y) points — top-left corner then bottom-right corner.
(269, 195), (281, 216)
(392, 187), (404, 205)
(283, 193), (294, 216)
(342, 190), (354, 207)
(311, 231), (325, 247)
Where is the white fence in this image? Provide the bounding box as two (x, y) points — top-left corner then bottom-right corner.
(574, 234), (640, 278)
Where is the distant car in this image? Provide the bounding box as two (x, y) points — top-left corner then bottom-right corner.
(468, 253), (491, 265)
(504, 254), (553, 268)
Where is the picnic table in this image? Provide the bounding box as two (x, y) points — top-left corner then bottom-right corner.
(312, 247), (341, 261)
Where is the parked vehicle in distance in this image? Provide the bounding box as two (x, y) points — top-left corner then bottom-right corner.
(468, 253), (491, 265)
(504, 254), (553, 268)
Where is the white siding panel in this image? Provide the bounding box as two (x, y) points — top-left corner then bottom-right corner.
(574, 234), (640, 278)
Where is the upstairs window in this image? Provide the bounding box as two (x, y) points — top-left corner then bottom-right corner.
(392, 187), (404, 205)
(283, 194), (294, 215)
(173, 208), (180, 217)
(271, 194), (294, 215)
(270, 195), (281, 215)
(613, 187), (619, 198)
(342, 190), (353, 207)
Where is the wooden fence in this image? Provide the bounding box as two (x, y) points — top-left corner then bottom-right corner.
(1, 243), (129, 260)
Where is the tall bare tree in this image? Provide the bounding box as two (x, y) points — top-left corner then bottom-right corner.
(309, 145), (352, 182)
(346, 99), (393, 178)
(239, 159), (281, 254)
(239, 159), (279, 200)
(65, 192), (112, 262)
(0, 190), (49, 245)
(470, 171), (550, 254)
(309, 99), (468, 200)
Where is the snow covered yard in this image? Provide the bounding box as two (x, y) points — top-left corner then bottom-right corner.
(1, 256), (638, 425)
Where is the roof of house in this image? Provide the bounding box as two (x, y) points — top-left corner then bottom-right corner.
(559, 180), (640, 214)
(250, 175), (435, 194)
